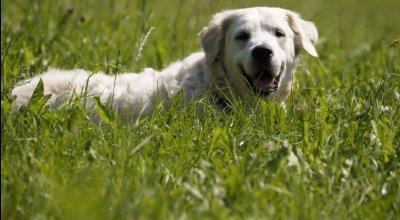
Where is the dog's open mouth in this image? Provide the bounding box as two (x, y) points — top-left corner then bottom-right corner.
(240, 66), (280, 96)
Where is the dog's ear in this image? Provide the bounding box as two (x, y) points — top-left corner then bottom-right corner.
(200, 11), (236, 64)
(287, 12), (319, 57)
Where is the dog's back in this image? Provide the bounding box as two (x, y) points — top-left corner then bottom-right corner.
(12, 52), (207, 117)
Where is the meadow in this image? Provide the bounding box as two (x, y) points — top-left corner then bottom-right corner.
(1, 0), (399, 219)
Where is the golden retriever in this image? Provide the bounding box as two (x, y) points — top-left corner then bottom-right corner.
(12, 7), (318, 116)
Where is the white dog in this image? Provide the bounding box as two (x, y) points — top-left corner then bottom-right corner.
(12, 7), (318, 117)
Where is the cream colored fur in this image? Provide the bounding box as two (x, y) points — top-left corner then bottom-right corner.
(12, 7), (318, 118)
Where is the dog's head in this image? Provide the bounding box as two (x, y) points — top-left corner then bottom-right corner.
(200, 7), (318, 102)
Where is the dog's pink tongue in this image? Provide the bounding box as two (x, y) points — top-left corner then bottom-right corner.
(253, 76), (277, 93)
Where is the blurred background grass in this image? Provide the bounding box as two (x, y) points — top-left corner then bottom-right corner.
(1, 0), (399, 219)
(2, 0), (399, 71)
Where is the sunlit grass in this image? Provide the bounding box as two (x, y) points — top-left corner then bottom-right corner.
(1, 0), (399, 219)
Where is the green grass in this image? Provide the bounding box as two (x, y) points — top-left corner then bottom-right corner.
(1, 0), (399, 219)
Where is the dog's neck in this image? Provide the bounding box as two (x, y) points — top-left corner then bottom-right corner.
(161, 52), (232, 110)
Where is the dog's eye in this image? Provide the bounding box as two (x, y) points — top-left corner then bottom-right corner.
(275, 29), (286, 38)
(235, 31), (250, 41)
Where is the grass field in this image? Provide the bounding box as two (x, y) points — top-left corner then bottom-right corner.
(1, 0), (399, 219)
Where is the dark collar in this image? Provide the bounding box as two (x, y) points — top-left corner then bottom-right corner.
(213, 92), (231, 112)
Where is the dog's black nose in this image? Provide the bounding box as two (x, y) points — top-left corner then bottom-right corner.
(252, 46), (273, 62)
